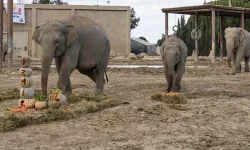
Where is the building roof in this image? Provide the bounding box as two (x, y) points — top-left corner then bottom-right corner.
(162, 4), (250, 17)
(131, 38), (155, 46)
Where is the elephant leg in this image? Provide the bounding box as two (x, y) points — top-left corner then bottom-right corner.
(55, 57), (62, 88)
(232, 52), (236, 67)
(55, 57), (72, 93)
(232, 49), (244, 75)
(58, 49), (80, 95)
(173, 63), (185, 92)
(244, 57), (249, 72)
(95, 44), (110, 94)
(163, 63), (173, 93)
(66, 79), (72, 95)
(95, 70), (105, 95)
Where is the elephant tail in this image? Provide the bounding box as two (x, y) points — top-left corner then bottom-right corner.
(105, 71), (109, 83)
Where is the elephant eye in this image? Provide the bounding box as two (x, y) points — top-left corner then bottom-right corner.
(55, 39), (60, 45)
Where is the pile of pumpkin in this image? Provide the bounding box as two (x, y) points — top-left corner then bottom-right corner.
(48, 88), (68, 109)
(8, 56), (68, 113)
(8, 89), (68, 113)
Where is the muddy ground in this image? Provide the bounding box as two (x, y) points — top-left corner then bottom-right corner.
(1, 57), (250, 150)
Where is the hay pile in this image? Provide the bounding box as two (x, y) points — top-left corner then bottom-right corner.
(151, 92), (187, 104)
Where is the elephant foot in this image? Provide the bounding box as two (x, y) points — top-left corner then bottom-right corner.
(172, 88), (181, 92)
(245, 69), (249, 72)
(65, 94), (72, 102)
(172, 86), (181, 92)
(94, 89), (103, 95)
(166, 86), (172, 93)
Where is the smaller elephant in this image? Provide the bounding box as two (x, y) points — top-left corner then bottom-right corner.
(224, 27), (250, 75)
(160, 35), (187, 93)
(2, 42), (7, 62)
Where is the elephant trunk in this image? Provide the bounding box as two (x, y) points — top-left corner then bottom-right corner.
(227, 57), (231, 68)
(167, 73), (174, 93)
(41, 53), (54, 96)
(226, 41), (234, 68)
(166, 59), (175, 93)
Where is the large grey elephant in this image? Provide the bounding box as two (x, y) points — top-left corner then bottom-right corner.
(160, 35), (187, 93)
(32, 16), (110, 96)
(224, 27), (250, 75)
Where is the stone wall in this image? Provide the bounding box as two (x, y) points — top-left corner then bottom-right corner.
(3, 4), (131, 58)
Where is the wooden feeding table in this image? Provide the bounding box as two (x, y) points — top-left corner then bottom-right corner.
(162, 4), (250, 63)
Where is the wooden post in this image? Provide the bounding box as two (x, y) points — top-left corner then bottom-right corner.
(7, 0), (13, 68)
(31, 8), (37, 57)
(165, 13), (168, 40)
(195, 13), (199, 62)
(0, 0), (3, 70)
(211, 9), (216, 63)
(229, 0), (232, 6)
(241, 12), (245, 29)
(220, 17), (224, 61)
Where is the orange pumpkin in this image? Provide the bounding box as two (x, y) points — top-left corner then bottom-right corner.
(49, 100), (61, 109)
(35, 101), (47, 109)
(20, 56), (31, 68)
(20, 87), (34, 99)
(20, 77), (33, 88)
(19, 68), (32, 77)
(18, 99), (36, 108)
(49, 94), (68, 106)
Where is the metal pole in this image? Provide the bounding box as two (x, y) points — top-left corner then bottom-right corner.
(229, 0), (232, 6)
(241, 12), (245, 29)
(211, 9), (216, 63)
(165, 13), (168, 40)
(0, 0), (3, 70)
(7, 0), (13, 68)
(220, 17), (224, 61)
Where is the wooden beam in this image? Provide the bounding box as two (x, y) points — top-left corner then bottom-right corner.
(214, 8), (243, 14)
(211, 9), (216, 63)
(0, 0), (3, 70)
(220, 17), (224, 61)
(195, 13), (199, 62)
(168, 9), (211, 14)
(165, 13), (168, 39)
(241, 12), (245, 29)
(169, 8), (243, 15)
(7, 0), (13, 68)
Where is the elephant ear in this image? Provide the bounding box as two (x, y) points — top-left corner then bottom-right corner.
(239, 29), (245, 42)
(32, 26), (42, 44)
(66, 25), (78, 47)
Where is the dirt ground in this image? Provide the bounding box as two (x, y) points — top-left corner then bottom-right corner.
(1, 57), (250, 150)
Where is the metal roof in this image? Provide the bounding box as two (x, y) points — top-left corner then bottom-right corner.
(131, 38), (155, 46)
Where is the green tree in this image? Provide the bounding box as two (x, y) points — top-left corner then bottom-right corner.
(32, 0), (52, 4)
(32, 0), (68, 5)
(130, 8), (140, 30)
(157, 34), (165, 46)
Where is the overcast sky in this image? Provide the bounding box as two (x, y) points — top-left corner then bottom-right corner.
(7, 0), (212, 43)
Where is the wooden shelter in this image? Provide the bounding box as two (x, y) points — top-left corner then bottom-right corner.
(162, 4), (250, 63)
